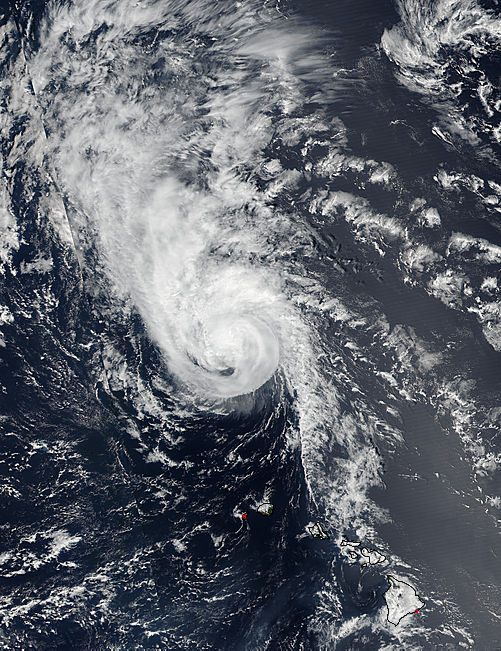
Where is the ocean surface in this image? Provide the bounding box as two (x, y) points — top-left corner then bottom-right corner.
(0, 0), (500, 648)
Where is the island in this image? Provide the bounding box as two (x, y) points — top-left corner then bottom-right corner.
(307, 522), (329, 539)
(257, 503), (273, 516)
(383, 575), (425, 626)
(340, 539), (387, 566)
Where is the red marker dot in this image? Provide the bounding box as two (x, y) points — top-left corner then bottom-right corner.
(242, 513), (247, 521)
(414, 610), (419, 614)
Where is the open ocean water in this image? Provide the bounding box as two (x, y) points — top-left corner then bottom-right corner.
(0, 0), (500, 648)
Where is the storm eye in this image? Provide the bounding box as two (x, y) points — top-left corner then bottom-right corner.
(187, 354), (235, 378)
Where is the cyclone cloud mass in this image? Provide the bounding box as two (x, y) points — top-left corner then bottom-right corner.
(0, 0), (500, 648)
